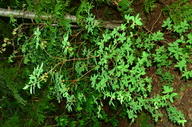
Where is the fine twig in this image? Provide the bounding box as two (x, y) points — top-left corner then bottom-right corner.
(151, 11), (162, 31)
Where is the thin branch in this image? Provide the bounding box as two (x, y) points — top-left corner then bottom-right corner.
(150, 10), (162, 31)
(0, 8), (123, 29)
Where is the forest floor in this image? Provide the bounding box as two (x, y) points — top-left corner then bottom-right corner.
(0, 0), (192, 126)
(92, 0), (192, 126)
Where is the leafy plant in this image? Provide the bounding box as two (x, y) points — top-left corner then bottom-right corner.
(166, 106), (187, 126)
(144, 0), (157, 13)
(162, 0), (192, 25)
(1, 0), (192, 126)
(138, 112), (154, 127)
(117, 0), (133, 15)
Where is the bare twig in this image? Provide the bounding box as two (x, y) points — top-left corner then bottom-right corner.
(0, 8), (123, 29)
(151, 11), (162, 31)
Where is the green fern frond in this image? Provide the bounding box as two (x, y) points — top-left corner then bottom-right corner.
(164, 1), (192, 24)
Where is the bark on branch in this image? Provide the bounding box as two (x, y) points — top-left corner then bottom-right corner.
(0, 8), (123, 29)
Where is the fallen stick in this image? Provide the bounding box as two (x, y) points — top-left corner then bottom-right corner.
(0, 8), (123, 29)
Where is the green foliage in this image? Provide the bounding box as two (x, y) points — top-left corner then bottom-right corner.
(166, 106), (187, 126)
(0, 21), (13, 38)
(55, 115), (69, 127)
(76, 0), (97, 34)
(23, 63), (44, 94)
(1, 0), (192, 126)
(138, 112), (154, 127)
(0, 61), (56, 126)
(0, 61), (27, 106)
(117, 0), (133, 15)
(162, 17), (192, 82)
(2, 113), (20, 127)
(180, 86), (184, 91)
(0, 0), (24, 9)
(163, 0), (192, 24)
(157, 68), (174, 83)
(144, 0), (157, 13)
